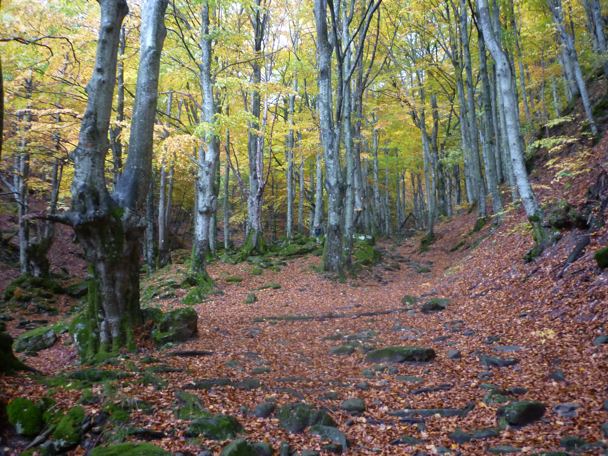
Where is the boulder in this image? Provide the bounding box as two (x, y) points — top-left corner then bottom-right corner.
(340, 398), (365, 414)
(220, 439), (257, 456)
(253, 401), (276, 418)
(152, 307), (198, 345)
(420, 298), (449, 313)
(187, 413), (243, 440)
(7, 397), (43, 437)
(366, 346), (436, 363)
(14, 324), (59, 353)
(277, 402), (336, 433)
(497, 401), (546, 426)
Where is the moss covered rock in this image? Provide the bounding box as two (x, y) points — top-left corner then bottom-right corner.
(186, 413), (243, 440)
(7, 397), (44, 437)
(277, 402), (336, 433)
(14, 324), (62, 353)
(174, 390), (206, 419)
(152, 307), (198, 345)
(420, 298), (449, 313)
(365, 346), (436, 363)
(594, 246), (608, 269)
(497, 401), (546, 426)
(51, 406), (85, 445)
(90, 443), (170, 456)
(220, 439), (258, 456)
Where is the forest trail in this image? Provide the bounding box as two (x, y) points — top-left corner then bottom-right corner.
(3, 183), (607, 455)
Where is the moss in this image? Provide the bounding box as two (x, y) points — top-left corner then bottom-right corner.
(353, 242), (381, 266)
(90, 443), (170, 456)
(472, 217), (487, 233)
(174, 390), (207, 420)
(365, 346), (436, 363)
(187, 413), (243, 440)
(51, 406), (85, 444)
(103, 402), (131, 423)
(7, 397), (44, 437)
(225, 275), (244, 283)
(3, 274), (64, 301)
(401, 295), (418, 308)
(419, 232), (436, 252)
(276, 402), (336, 433)
(250, 266), (263, 276)
(245, 293), (257, 304)
(594, 246), (608, 268)
(151, 307), (198, 345)
(258, 282), (281, 290)
(14, 322), (65, 353)
(182, 272), (215, 305)
(141, 370), (167, 389)
(220, 439), (258, 456)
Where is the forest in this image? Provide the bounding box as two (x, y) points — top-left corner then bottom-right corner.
(0, 0), (607, 454)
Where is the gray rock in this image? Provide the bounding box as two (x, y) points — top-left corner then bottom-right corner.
(447, 349), (461, 360)
(186, 414), (243, 440)
(277, 403), (336, 433)
(553, 403), (579, 419)
(497, 401), (546, 426)
(253, 401), (276, 418)
(449, 427), (499, 443)
(593, 335), (608, 346)
(309, 425), (347, 451)
(479, 354), (518, 368)
(420, 298), (449, 313)
(366, 346), (436, 363)
(340, 398), (365, 414)
(14, 326), (58, 353)
(152, 307), (198, 345)
(220, 439), (256, 456)
(602, 422), (608, 438)
(488, 446), (522, 454)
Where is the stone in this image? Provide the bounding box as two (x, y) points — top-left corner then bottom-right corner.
(549, 370), (566, 382)
(602, 422), (608, 438)
(7, 397), (43, 437)
(420, 298), (449, 313)
(479, 354), (518, 368)
(152, 307), (198, 345)
(559, 436), (588, 452)
(497, 401), (546, 426)
(277, 402), (336, 433)
(447, 349), (461, 359)
(219, 439), (257, 456)
(391, 435), (424, 445)
(593, 335), (608, 346)
(340, 398), (365, 414)
(448, 428), (499, 443)
(187, 414), (243, 440)
(366, 346), (436, 363)
(253, 401), (276, 418)
(51, 406), (85, 446)
(89, 443), (169, 456)
(488, 446), (522, 454)
(14, 325), (59, 353)
(330, 344), (357, 355)
(174, 391), (206, 419)
(553, 403), (579, 419)
(309, 425), (347, 451)
(594, 246), (608, 268)
(390, 403), (474, 418)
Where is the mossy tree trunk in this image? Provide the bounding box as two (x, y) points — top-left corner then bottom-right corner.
(54, 0), (168, 357)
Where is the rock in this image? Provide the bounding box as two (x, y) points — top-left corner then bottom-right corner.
(152, 307), (198, 345)
(559, 436), (588, 452)
(253, 401), (276, 418)
(479, 354), (518, 368)
(300, 451), (320, 456)
(252, 442), (273, 456)
(602, 422), (608, 438)
(309, 425), (347, 451)
(51, 406), (86, 447)
(391, 435), (424, 445)
(448, 428), (499, 443)
(420, 298), (449, 313)
(549, 370), (566, 382)
(277, 402), (336, 433)
(330, 344), (357, 355)
(488, 446), (522, 454)
(187, 414), (243, 440)
(355, 382), (369, 390)
(174, 391), (206, 419)
(235, 378), (261, 390)
(89, 443), (170, 455)
(395, 375), (423, 384)
(497, 401), (546, 426)
(0, 327), (28, 374)
(410, 384), (452, 395)
(7, 397), (43, 437)
(593, 335), (608, 346)
(390, 403), (474, 418)
(447, 349), (461, 360)
(604, 399), (608, 411)
(14, 324), (59, 353)
(220, 439), (257, 456)
(401, 295), (418, 308)
(279, 441), (291, 456)
(366, 346), (436, 363)
(553, 403), (579, 419)
(340, 398), (365, 414)
(64, 280), (88, 298)
(594, 246), (608, 268)
(245, 293), (258, 304)
(493, 345), (522, 353)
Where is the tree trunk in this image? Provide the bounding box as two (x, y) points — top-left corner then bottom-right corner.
(193, 0), (220, 274)
(285, 90), (295, 240)
(68, 0), (167, 355)
(298, 151), (305, 234)
(314, 0), (343, 272)
(223, 127), (232, 250)
(312, 152), (324, 239)
(477, 0), (547, 249)
(548, 0), (598, 136)
(110, 26), (126, 187)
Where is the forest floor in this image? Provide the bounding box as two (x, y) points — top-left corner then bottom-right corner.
(1, 94), (608, 455)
